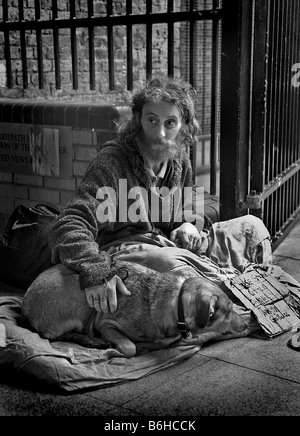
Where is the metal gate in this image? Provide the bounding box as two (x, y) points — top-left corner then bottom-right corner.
(220, 0), (300, 248)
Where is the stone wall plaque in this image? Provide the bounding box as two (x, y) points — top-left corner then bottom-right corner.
(0, 123), (73, 178)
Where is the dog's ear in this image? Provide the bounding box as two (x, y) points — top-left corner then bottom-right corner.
(196, 294), (217, 328)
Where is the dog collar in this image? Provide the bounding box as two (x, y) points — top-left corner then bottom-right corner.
(177, 285), (191, 339)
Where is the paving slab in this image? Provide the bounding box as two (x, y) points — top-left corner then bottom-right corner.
(199, 331), (300, 383)
(86, 352), (211, 406)
(0, 382), (115, 416)
(121, 359), (300, 416)
(197, 336), (251, 358)
(272, 255), (300, 283)
(273, 230), (300, 260)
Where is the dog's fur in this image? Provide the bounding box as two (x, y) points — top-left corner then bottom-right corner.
(22, 261), (249, 357)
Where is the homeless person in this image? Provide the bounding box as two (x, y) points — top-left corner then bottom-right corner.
(48, 74), (272, 314)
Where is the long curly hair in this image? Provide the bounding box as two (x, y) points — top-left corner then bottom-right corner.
(117, 74), (200, 148)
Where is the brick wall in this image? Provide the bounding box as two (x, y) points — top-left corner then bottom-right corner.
(0, 99), (130, 234)
(0, 1), (214, 133)
(0, 0), (182, 103)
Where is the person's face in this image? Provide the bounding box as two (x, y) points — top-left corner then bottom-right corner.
(137, 101), (183, 162)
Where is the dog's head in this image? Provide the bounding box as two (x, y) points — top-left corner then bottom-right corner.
(181, 277), (249, 337)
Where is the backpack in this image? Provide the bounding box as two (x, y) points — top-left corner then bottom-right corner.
(0, 203), (61, 290)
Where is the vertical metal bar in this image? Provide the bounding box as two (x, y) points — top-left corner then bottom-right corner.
(88, 0), (95, 90)
(278, 184), (282, 231)
(296, 172), (300, 213)
(3, 0), (12, 88)
(292, 175), (295, 218)
(126, 0), (133, 90)
(288, 177), (293, 225)
(239, 0), (255, 216)
(287, 177), (291, 222)
(220, 0), (241, 219)
(278, 182), (283, 233)
(265, 0), (276, 183)
(279, 0), (287, 173)
(292, 0), (300, 166)
(279, 0), (288, 229)
(107, 0), (115, 90)
(296, 0), (300, 164)
(291, 0), (300, 219)
(35, 0), (44, 89)
(284, 0), (293, 168)
(298, 172), (300, 214)
(52, 0), (61, 89)
(189, 0), (195, 87)
(276, 0), (285, 177)
(297, 172), (300, 215)
(210, 0), (220, 196)
(293, 175), (296, 217)
(269, 0), (278, 233)
(290, 0), (296, 166)
(273, 187), (278, 237)
(220, 0), (254, 219)
(34, 0), (41, 19)
(293, 173), (297, 216)
(295, 172), (298, 216)
(264, 1), (270, 188)
(250, 0), (269, 212)
(167, 0), (174, 77)
(268, 195), (273, 239)
(267, 0), (274, 185)
(289, 177), (293, 221)
(295, 173), (298, 217)
(288, 177), (292, 221)
(146, 0), (153, 79)
(271, 194), (275, 239)
(268, 195), (272, 239)
(283, 0), (289, 175)
(271, 1), (280, 183)
(70, 1), (78, 90)
(19, 0), (28, 88)
(293, 174), (297, 217)
(287, 0), (294, 169)
(273, 0), (281, 178)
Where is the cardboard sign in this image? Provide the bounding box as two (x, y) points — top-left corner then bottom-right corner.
(225, 266), (300, 338)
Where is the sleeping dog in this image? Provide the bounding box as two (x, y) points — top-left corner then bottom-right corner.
(22, 261), (249, 357)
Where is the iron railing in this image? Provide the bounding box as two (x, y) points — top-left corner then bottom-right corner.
(249, 0), (300, 247)
(0, 0), (222, 195)
(220, 0), (300, 246)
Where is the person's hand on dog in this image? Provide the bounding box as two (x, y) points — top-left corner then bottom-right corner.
(170, 222), (202, 253)
(85, 275), (131, 313)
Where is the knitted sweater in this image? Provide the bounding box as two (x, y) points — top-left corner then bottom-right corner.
(49, 139), (205, 289)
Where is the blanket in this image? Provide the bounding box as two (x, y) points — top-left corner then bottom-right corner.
(0, 215), (277, 393)
(0, 295), (255, 393)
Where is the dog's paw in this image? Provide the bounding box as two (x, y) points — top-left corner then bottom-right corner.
(117, 341), (137, 357)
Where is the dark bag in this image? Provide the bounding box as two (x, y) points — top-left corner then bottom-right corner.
(0, 203), (61, 290)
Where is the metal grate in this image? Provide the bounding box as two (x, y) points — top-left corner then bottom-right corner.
(250, 0), (300, 246)
(220, 0), (300, 246)
(0, 0), (222, 89)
